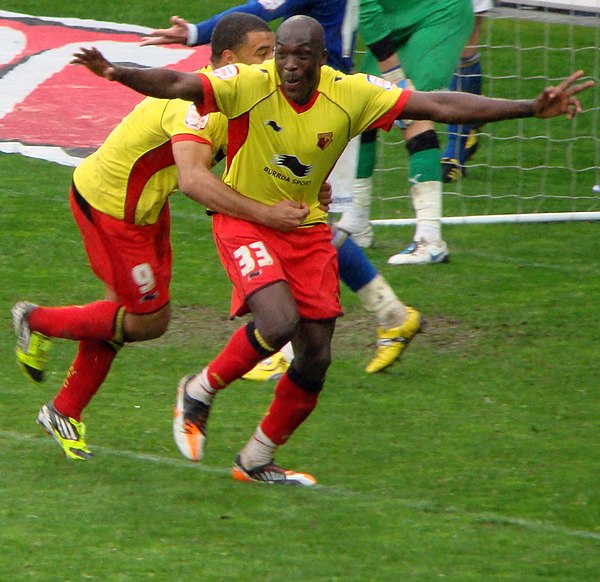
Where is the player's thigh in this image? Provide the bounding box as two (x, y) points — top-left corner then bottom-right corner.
(71, 189), (172, 315)
(400, 5), (474, 90)
(247, 281), (299, 346)
(103, 220), (171, 315)
(212, 214), (289, 319)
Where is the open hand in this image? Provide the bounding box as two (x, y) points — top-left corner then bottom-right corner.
(71, 47), (115, 80)
(533, 70), (594, 120)
(140, 16), (190, 46)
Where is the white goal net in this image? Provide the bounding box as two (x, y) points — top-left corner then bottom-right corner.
(372, 1), (600, 226)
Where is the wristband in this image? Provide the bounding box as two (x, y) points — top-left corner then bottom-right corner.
(186, 23), (198, 46)
(381, 66), (405, 86)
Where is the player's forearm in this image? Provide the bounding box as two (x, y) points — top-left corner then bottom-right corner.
(111, 66), (203, 102)
(182, 170), (269, 224)
(407, 91), (535, 125)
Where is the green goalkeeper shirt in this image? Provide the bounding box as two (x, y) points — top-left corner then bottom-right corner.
(359, 0), (473, 62)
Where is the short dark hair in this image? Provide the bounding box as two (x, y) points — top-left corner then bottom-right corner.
(210, 12), (271, 59)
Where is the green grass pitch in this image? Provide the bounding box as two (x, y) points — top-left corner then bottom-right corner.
(1, 2), (599, 580)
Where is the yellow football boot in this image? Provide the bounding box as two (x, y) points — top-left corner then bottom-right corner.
(365, 306), (422, 373)
(12, 301), (52, 383)
(37, 403), (93, 460)
(242, 352), (290, 381)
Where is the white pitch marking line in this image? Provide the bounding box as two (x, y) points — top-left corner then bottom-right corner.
(2, 430), (599, 542)
(0, 430), (229, 475)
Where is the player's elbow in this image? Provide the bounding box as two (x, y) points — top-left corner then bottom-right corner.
(177, 166), (195, 191)
(174, 75), (203, 102)
(179, 172), (212, 207)
(178, 177), (201, 200)
(178, 173), (194, 196)
(421, 100), (458, 124)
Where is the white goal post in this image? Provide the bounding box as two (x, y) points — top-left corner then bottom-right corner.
(371, 1), (600, 226)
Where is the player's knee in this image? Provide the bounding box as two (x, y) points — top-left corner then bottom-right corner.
(257, 315), (299, 351)
(360, 128), (378, 146)
(250, 290), (300, 349)
(312, 353), (331, 380)
(287, 363), (325, 394)
(245, 319), (296, 357)
(123, 305), (171, 341)
(330, 225), (349, 249)
(293, 346), (331, 383)
(145, 318), (170, 339)
(298, 356), (330, 385)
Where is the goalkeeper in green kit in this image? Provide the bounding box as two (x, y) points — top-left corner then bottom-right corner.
(337, 0), (473, 264)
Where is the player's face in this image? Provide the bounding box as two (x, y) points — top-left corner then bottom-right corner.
(273, 39), (325, 105)
(233, 31), (275, 65)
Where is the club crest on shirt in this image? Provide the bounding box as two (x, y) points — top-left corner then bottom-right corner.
(212, 64), (239, 80)
(272, 154), (313, 177)
(185, 104), (209, 130)
(317, 132), (333, 150)
(366, 75), (394, 90)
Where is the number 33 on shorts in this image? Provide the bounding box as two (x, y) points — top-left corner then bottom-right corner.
(233, 241), (274, 277)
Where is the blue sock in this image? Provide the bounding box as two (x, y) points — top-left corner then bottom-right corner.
(337, 237), (377, 292)
(443, 54), (482, 164)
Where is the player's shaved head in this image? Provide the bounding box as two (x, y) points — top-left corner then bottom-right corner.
(274, 16), (327, 105)
(276, 15), (325, 55)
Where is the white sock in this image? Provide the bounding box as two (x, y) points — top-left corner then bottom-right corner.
(356, 274), (407, 330)
(411, 180), (442, 242)
(239, 426), (277, 469)
(337, 177), (373, 233)
(280, 341), (295, 363)
(185, 368), (217, 406)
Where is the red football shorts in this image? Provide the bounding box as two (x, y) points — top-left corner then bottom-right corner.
(69, 185), (172, 314)
(212, 214), (342, 320)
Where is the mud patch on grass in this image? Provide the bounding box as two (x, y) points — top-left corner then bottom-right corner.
(152, 304), (241, 349)
(418, 314), (482, 354)
(151, 304), (481, 357)
(335, 310), (481, 358)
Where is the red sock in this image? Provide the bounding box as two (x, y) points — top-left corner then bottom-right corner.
(53, 340), (118, 421)
(205, 324), (266, 389)
(260, 373), (319, 445)
(29, 301), (121, 341)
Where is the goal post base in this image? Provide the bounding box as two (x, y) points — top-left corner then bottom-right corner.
(371, 212), (600, 226)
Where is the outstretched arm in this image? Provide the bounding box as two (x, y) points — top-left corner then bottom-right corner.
(402, 70), (594, 125)
(71, 47), (204, 102)
(140, 15), (191, 46)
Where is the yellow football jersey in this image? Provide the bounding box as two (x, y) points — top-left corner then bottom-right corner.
(74, 67), (228, 225)
(197, 59), (409, 225)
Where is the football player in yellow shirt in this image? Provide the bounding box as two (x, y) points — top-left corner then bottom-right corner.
(11, 13), (307, 461)
(72, 16), (590, 485)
